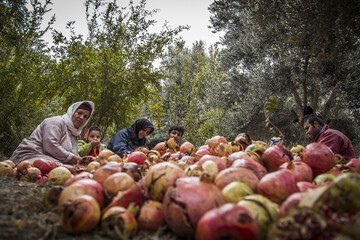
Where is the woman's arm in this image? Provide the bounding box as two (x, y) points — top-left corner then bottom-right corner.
(41, 119), (76, 163)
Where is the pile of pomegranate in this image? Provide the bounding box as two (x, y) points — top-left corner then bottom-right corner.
(1, 136), (360, 239)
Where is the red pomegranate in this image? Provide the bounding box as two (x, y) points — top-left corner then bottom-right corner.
(278, 192), (306, 217)
(163, 177), (226, 238)
(137, 200), (166, 232)
(102, 183), (145, 215)
(194, 145), (211, 162)
(33, 158), (58, 175)
(279, 160), (313, 182)
(196, 203), (260, 240)
(296, 181), (317, 192)
(0, 162), (15, 177)
(214, 167), (259, 192)
(127, 151), (147, 165)
(64, 171), (93, 186)
(93, 165), (122, 185)
(16, 160), (33, 175)
(261, 144), (291, 172)
(302, 143), (335, 176)
(60, 195), (100, 234)
(232, 158), (268, 179)
(257, 169), (299, 204)
(58, 178), (105, 209)
(228, 151), (260, 166)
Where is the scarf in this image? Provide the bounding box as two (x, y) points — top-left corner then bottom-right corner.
(127, 118), (154, 147)
(62, 100), (95, 136)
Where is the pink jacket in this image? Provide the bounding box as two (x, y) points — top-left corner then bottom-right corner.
(315, 124), (356, 160)
(10, 116), (78, 164)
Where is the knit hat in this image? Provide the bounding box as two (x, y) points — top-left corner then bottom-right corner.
(77, 102), (92, 114)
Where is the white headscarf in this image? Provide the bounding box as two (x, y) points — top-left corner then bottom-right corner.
(62, 100), (95, 136)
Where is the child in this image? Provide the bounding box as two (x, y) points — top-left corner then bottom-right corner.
(78, 126), (106, 157)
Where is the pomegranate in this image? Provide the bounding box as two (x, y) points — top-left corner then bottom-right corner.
(144, 162), (185, 201)
(261, 144), (291, 172)
(163, 177), (226, 238)
(0, 162), (15, 177)
(152, 142), (167, 154)
(64, 171), (93, 186)
(3, 160), (15, 169)
(48, 166), (72, 185)
(137, 200), (166, 232)
(61, 164), (76, 175)
(93, 165), (122, 185)
(103, 172), (135, 199)
(26, 167), (42, 182)
(60, 195), (100, 234)
(290, 144), (305, 157)
(214, 167), (259, 192)
(227, 151), (260, 166)
(102, 183), (145, 215)
(101, 206), (138, 238)
(232, 158), (268, 179)
(127, 151), (147, 165)
(297, 181), (317, 192)
(58, 178), (105, 209)
(45, 185), (65, 207)
(33, 158), (58, 175)
(345, 158), (358, 169)
(245, 143), (266, 160)
(147, 150), (161, 163)
(257, 169), (298, 204)
(302, 142), (335, 176)
(221, 181), (253, 203)
(356, 157), (360, 174)
(279, 160), (313, 182)
(313, 173), (336, 186)
(167, 137), (177, 149)
(196, 154), (227, 172)
(278, 192), (305, 217)
(196, 203), (260, 240)
(121, 162), (144, 182)
(85, 161), (101, 173)
(16, 160), (33, 175)
(238, 194), (279, 240)
(194, 145), (211, 162)
(207, 136), (228, 155)
(180, 141), (196, 155)
(217, 142), (232, 157)
(107, 154), (122, 163)
(98, 149), (115, 160)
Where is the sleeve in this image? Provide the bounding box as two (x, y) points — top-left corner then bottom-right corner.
(41, 119), (75, 162)
(109, 130), (132, 157)
(318, 131), (341, 154)
(78, 140), (92, 157)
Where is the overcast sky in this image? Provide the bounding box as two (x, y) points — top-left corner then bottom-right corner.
(42, 0), (223, 48)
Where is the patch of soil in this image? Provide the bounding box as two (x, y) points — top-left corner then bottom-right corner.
(0, 176), (178, 240)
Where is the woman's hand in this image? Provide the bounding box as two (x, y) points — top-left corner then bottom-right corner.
(69, 155), (82, 165)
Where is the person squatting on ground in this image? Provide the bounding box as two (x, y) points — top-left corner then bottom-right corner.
(10, 101), (95, 165)
(107, 118), (154, 157)
(301, 114), (356, 160)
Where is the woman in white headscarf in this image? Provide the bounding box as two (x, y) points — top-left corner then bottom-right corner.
(10, 100), (95, 165)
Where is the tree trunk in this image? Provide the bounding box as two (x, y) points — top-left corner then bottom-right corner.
(322, 83), (340, 124)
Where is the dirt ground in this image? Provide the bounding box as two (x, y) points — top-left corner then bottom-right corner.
(0, 176), (177, 240)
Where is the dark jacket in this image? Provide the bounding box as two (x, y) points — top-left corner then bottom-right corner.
(315, 124), (356, 160)
(107, 119), (154, 157)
